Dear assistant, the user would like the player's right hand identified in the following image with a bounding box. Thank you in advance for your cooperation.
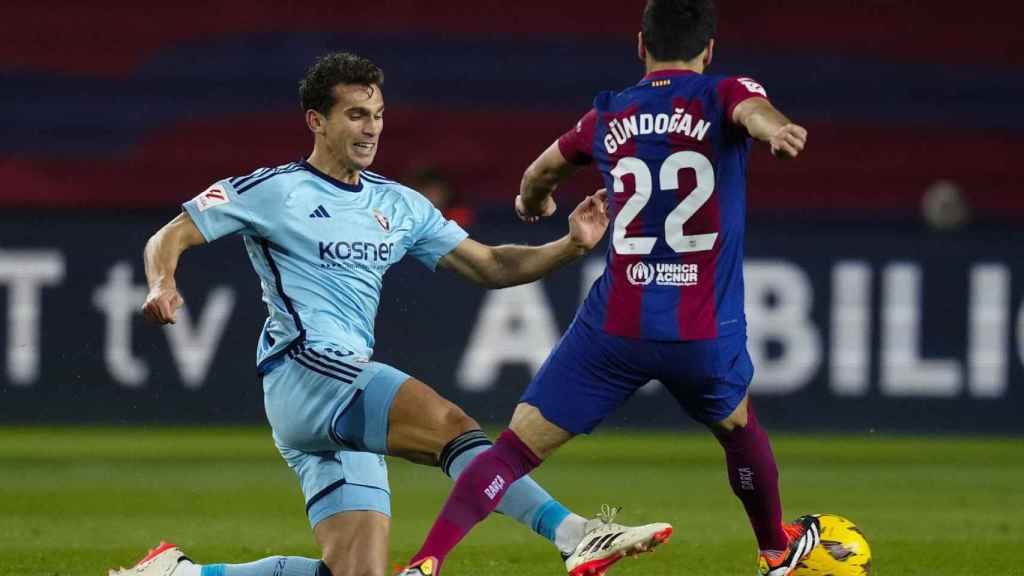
[769,123,808,159]
[515,193,557,223]
[142,286,184,324]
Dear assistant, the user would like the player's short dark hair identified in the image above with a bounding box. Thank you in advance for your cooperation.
[641,0,717,62]
[299,52,384,115]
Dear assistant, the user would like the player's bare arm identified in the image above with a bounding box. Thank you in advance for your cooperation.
[441,190,608,288]
[732,97,808,159]
[515,141,580,222]
[141,211,206,324]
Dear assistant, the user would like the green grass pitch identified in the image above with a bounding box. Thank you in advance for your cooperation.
[1,427,1022,575]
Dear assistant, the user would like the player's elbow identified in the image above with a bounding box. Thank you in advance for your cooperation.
[143,226,170,260]
[522,160,558,191]
[520,165,542,193]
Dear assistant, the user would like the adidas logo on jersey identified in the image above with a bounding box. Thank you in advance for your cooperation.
[309,205,331,218]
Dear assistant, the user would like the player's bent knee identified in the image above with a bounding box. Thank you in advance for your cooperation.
[509,403,572,459]
[711,399,750,434]
[437,401,479,438]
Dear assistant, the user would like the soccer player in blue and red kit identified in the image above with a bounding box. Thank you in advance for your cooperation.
[399,1,821,575]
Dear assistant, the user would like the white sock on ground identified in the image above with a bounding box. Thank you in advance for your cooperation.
[554,513,588,554]
[173,560,202,576]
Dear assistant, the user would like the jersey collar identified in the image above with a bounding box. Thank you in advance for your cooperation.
[640,69,698,83]
[300,160,364,193]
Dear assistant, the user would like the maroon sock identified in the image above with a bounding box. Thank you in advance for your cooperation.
[410,429,541,569]
[715,406,788,551]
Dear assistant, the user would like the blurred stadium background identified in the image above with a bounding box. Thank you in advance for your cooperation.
[2,1,1022,574]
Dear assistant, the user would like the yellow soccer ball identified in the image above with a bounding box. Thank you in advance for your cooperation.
[792,514,872,576]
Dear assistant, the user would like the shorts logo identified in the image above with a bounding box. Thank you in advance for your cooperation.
[373,209,390,232]
[626,262,655,286]
[195,185,229,212]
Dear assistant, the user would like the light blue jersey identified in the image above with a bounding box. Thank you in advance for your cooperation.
[180,159,569,537]
[183,160,468,372]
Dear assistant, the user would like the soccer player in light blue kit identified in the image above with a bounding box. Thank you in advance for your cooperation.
[112,53,669,576]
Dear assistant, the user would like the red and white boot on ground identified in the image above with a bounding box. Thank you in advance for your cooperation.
[108,542,190,576]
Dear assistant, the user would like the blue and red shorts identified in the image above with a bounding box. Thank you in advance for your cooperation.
[520,317,753,434]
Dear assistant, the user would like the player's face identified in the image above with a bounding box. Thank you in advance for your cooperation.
[323,83,384,171]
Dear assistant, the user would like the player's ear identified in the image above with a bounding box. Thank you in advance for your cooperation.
[637,31,646,62]
[305,109,326,135]
[702,39,715,68]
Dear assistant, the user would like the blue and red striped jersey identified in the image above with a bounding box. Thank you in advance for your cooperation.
[560,69,767,341]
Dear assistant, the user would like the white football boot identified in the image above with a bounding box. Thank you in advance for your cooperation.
[108,542,190,576]
[563,505,673,576]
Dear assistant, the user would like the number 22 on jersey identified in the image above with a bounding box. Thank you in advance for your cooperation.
[610,151,717,255]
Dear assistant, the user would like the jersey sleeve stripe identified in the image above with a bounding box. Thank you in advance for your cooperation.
[362,170,392,180]
[229,167,271,187]
[361,171,395,184]
[236,163,302,194]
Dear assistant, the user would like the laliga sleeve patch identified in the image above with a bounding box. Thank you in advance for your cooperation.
[196,185,230,212]
[737,77,767,97]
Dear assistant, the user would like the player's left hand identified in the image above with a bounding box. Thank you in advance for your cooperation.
[142,285,184,325]
[568,189,609,252]
[769,123,807,159]
[515,193,557,223]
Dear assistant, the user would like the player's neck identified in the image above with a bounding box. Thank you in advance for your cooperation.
[645,58,704,75]
[306,149,361,185]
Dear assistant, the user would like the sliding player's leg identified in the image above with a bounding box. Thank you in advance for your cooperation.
[660,333,819,576]
[109,351,394,576]
[383,375,588,554]
[108,449,390,576]
[116,512,388,576]
[401,319,673,576]
[108,543,330,576]
[261,346,588,555]
[401,403,572,576]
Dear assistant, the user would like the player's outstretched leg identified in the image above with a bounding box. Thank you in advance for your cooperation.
[386,378,593,558]
[712,398,819,575]
[401,428,542,574]
[439,429,588,556]
[108,543,329,576]
[399,403,672,576]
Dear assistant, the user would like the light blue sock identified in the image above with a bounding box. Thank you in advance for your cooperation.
[439,430,577,550]
[199,556,321,576]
